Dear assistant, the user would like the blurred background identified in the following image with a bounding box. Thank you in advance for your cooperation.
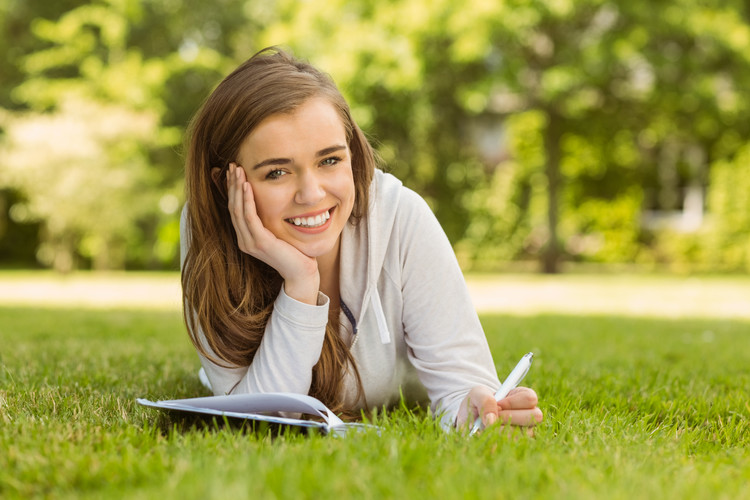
[1,0,749,275]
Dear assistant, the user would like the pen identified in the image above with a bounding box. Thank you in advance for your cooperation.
[470,352,534,435]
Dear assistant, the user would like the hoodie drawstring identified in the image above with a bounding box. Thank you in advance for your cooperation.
[369,292,391,344]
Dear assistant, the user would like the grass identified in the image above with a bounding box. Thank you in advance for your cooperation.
[1,274,749,499]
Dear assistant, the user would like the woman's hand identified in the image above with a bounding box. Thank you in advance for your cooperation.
[227,163,320,304]
[456,385,543,433]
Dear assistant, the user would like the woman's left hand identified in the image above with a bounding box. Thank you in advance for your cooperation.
[456,385,543,432]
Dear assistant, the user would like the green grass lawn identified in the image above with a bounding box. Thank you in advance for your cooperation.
[1,277,749,499]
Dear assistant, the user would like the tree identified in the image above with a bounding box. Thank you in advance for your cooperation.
[3,0,749,272]
[256,0,510,246]
[259,0,636,271]
[0,0,232,270]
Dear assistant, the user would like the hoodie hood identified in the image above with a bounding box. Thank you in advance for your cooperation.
[339,169,402,343]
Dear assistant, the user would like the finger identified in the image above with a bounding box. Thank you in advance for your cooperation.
[479,394,498,427]
[227,164,261,252]
[498,387,538,411]
[457,386,494,430]
[238,174,287,261]
[506,386,535,398]
[496,407,544,427]
[227,163,245,229]
[239,176,267,241]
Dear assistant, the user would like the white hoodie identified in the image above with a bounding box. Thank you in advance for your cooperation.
[181,169,501,427]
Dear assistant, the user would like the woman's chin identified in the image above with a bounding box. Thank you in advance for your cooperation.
[289,240,338,260]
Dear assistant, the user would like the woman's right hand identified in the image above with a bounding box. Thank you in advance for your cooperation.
[456,385,543,433]
[227,163,321,304]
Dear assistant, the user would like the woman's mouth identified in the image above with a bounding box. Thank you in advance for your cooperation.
[286,209,331,228]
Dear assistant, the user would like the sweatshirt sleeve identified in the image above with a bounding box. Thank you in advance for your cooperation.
[179,204,329,397]
[394,190,501,428]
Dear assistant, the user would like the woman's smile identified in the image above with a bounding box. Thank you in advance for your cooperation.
[286,207,333,229]
[236,97,355,260]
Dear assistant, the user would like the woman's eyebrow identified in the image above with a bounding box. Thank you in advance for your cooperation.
[252,157,290,170]
[252,144,347,170]
[316,144,347,157]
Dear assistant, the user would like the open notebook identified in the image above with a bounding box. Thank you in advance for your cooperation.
[137,392,376,436]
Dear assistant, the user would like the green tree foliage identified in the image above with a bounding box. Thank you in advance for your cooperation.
[258,0,508,244]
[1,0,749,272]
[261,0,750,273]
[0,0,232,270]
[0,98,162,271]
[703,144,750,271]
[450,0,750,271]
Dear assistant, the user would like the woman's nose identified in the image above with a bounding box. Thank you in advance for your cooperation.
[294,172,326,205]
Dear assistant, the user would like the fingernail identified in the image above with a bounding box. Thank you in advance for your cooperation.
[485,413,497,427]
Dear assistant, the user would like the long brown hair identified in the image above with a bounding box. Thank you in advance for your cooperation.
[182,47,375,414]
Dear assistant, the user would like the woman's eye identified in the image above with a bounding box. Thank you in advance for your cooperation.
[321,156,341,166]
[266,169,286,180]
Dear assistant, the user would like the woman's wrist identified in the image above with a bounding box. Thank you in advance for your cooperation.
[277,256,320,305]
[282,275,320,305]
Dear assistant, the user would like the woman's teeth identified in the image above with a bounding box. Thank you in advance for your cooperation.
[288,210,330,228]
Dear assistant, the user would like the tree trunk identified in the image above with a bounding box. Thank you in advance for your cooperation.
[541,109,563,274]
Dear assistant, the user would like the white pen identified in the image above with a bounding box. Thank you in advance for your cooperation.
[470,352,534,435]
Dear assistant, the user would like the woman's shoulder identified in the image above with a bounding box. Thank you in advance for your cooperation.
[372,169,427,211]
[369,169,438,240]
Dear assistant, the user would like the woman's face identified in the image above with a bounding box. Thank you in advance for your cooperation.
[236,97,355,261]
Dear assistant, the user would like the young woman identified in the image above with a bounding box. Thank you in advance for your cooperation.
[180,47,543,431]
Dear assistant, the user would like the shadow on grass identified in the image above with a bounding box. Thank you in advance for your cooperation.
[146,409,319,439]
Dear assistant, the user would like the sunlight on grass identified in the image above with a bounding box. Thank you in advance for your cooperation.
[1,305,748,498]
[1,272,749,498]
[465,272,750,318]
[1,270,749,318]
[0,271,181,310]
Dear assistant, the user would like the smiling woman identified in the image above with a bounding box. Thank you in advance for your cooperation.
[231,98,356,274]
[179,47,543,431]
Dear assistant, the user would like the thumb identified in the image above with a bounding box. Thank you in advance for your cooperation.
[480,396,498,427]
